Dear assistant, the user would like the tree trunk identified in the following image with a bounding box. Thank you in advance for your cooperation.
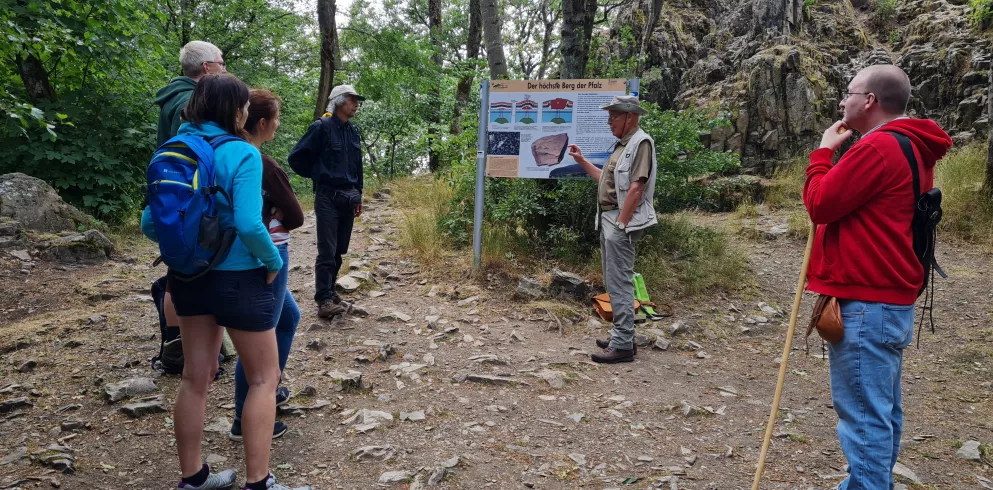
[428,0,443,172]
[180,0,193,46]
[985,67,993,195]
[451,0,483,136]
[479,0,509,79]
[15,54,57,104]
[314,0,340,120]
[536,0,557,80]
[636,0,664,75]
[560,0,596,79]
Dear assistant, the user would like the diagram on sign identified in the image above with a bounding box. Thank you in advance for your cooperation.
[516,96,538,124]
[490,101,512,125]
[542,98,574,124]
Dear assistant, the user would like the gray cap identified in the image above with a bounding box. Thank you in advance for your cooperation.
[329,84,366,101]
[600,95,647,115]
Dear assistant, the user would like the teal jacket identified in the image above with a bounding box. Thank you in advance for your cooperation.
[142,121,283,273]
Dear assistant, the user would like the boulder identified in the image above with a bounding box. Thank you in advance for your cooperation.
[0,173,91,233]
[40,229,113,263]
[514,277,545,300]
[549,269,589,301]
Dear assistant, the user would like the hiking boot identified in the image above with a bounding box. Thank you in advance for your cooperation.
[595,338,637,354]
[276,387,291,407]
[591,348,635,364]
[331,292,343,304]
[178,467,237,489]
[317,300,346,318]
[228,419,288,442]
[243,473,312,490]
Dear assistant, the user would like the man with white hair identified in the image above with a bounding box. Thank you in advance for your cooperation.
[567,95,659,364]
[155,40,226,146]
[288,84,366,319]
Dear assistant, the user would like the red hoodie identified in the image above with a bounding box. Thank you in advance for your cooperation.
[803,118,952,305]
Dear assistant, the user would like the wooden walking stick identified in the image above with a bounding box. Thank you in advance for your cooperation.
[751,222,816,490]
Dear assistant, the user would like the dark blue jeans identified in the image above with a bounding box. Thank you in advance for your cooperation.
[233,244,300,419]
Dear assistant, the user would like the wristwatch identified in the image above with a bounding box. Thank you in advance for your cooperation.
[616,221,627,230]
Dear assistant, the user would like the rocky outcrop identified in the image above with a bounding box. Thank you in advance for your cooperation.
[609,0,993,175]
[0,173,92,233]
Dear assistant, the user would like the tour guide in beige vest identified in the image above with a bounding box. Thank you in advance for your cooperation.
[567,95,658,364]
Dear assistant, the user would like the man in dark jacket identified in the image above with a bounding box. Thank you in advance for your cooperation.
[288,84,365,319]
[804,64,952,490]
[152,40,228,372]
[154,40,226,146]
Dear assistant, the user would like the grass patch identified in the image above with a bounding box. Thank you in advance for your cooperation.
[764,156,806,209]
[392,177,453,264]
[636,214,749,296]
[733,197,760,219]
[787,209,811,239]
[934,144,993,250]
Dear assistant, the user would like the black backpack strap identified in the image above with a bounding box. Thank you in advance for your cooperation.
[889,132,921,204]
[888,131,941,345]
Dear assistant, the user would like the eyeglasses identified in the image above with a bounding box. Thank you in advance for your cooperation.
[841,91,871,100]
[607,112,628,122]
[205,61,226,68]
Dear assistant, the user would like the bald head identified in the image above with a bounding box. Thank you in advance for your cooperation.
[858,64,911,115]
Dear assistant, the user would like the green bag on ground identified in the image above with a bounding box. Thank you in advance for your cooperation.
[633,272,656,317]
[220,331,236,359]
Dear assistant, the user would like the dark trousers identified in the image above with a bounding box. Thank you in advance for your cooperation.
[314,186,355,303]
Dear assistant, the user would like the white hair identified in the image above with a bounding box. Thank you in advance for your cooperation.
[179,41,222,78]
[326,94,347,113]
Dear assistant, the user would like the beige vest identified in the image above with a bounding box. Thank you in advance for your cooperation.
[596,128,658,232]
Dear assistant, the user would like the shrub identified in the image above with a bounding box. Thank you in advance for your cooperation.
[969,0,993,29]
[934,144,993,250]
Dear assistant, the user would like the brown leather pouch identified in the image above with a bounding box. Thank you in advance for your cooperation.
[806,294,844,344]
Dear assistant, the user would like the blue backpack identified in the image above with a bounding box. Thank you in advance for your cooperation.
[146,134,240,280]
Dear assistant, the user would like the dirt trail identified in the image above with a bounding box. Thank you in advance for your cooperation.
[1,196,991,490]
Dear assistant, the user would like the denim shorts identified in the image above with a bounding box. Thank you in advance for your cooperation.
[168,267,275,332]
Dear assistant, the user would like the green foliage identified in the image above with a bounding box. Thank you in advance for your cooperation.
[873,0,899,25]
[0,0,167,220]
[639,105,740,211]
[969,0,993,29]
[0,0,319,221]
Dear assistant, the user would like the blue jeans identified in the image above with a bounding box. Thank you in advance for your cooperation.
[234,244,300,419]
[829,300,914,490]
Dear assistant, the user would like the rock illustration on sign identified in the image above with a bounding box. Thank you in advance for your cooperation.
[490,101,512,124]
[531,133,569,166]
[516,96,538,124]
[542,98,574,124]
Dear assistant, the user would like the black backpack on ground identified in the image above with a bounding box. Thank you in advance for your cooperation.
[889,131,948,342]
[150,276,225,377]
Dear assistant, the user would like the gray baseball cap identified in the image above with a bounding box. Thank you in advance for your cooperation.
[329,84,366,101]
[600,95,647,114]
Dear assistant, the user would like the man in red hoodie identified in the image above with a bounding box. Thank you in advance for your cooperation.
[804,64,952,490]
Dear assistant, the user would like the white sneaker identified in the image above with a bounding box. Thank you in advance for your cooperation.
[178,467,237,489]
[243,473,312,490]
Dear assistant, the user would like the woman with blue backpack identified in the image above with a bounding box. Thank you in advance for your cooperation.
[227,88,305,443]
[141,73,311,490]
